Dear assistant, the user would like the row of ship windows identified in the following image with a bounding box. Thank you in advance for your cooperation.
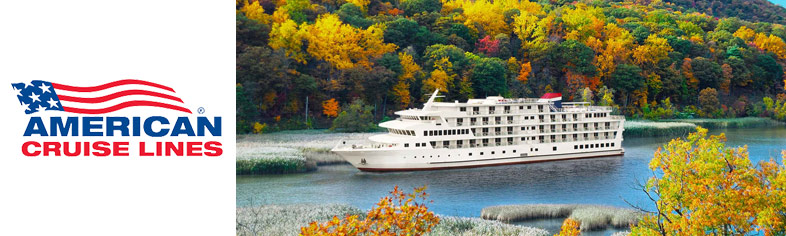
[574,143,614,149]
[424,129,470,136]
[452,113,610,124]
[409,149,519,159]
[459,105,541,112]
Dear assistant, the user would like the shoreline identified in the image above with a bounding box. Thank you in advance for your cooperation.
[236,203,635,236]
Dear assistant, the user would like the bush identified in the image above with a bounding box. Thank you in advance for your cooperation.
[301,186,440,235]
[330,99,377,132]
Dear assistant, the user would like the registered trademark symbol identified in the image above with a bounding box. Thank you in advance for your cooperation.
[197,107,205,114]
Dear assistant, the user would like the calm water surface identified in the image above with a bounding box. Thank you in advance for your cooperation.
[237,127,786,234]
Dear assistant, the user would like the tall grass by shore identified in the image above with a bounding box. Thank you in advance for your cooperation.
[236,147,316,175]
[237,204,549,236]
[481,204,643,231]
[624,121,697,137]
[667,117,782,129]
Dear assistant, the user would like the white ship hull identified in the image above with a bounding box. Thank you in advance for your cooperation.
[333,142,624,172]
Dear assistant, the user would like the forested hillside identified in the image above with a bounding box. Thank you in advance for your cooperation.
[236,0,786,133]
[663,0,786,24]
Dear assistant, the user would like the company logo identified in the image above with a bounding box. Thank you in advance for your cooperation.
[12,79,190,114]
[11,79,223,157]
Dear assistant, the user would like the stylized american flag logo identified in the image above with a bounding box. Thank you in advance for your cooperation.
[11,80,192,115]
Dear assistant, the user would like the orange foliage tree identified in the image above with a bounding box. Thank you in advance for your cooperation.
[554,218,581,236]
[301,185,440,236]
[322,98,339,118]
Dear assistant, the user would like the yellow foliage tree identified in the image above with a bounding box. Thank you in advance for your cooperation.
[630,128,786,235]
[322,98,339,117]
[347,0,370,12]
[633,34,672,66]
[754,33,786,60]
[733,26,757,42]
[240,0,270,23]
[424,69,452,94]
[269,18,309,63]
[304,14,396,70]
[392,52,421,109]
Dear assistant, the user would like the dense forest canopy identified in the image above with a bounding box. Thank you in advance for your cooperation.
[236,0,786,132]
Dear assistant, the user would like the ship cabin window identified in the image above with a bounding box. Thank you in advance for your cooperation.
[525,116,529,120]
[480,152,484,155]
[538,105,543,110]
[473,107,479,112]
[430,141,436,147]
[521,127,525,131]
[519,106,524,109]
[491,151,495,154]
[521,137,525,141]
[611,143,615,147]
[469,153,472,156]
[528,106,532,109]
[416,143,420,147]
[574,145,578,149]
[424,131,428,136]
[439,130,443,135]
[405,143,409,147]
[460,107,466,112]
[513,150,516,153]
[422,142,426,146]
[580,145,584,149]
[503,150,506,154]
[429,131,434,136]
[553,146,557,151]
[535,148,539,151]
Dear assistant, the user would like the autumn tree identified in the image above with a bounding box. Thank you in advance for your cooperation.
[556,40,597,77]
[301,185,440,235]
[321,98,339,118]
[304,14,396,70]
[691,57,722,89]
[555,218,580,236]
[698,87,719,117]
[630,128,786,235]
[633,34,673,66]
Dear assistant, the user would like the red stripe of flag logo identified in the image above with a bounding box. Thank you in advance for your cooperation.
[11,80,192,114]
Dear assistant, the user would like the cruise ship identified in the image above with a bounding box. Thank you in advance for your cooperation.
[332,90,625,172]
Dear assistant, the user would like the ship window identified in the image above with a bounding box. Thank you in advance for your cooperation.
[519,106,524,109]
[415,143,420,147]
[469,153,472,156]
[405,143,409,147]
[460,107,466,112]
[611,143,615,147]
[422,142,426,147]
[424,131,428,136]
[521,137,525,141]
[503,150,506,154]
[528,106,532,109]
[491,151,495,154]
[553,146,557,151]
[480,152,484,155]
[513,150,516,153]
[574,145,578,149]
[535,148,538,151]
[525,116,529,120]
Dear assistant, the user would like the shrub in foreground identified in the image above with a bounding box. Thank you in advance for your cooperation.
[631,127,786,235]
[301,185,440,235]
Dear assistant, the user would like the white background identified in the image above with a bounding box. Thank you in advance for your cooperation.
[0,1,235,235]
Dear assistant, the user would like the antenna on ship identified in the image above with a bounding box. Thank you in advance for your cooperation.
[423,89,443,110]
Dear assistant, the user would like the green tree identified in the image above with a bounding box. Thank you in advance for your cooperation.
[691,57,722,89]
[337,3,373,28]
[401,0,441,16]
[331,99,377,132]
[556,40,597,77]
[470,57,507,97]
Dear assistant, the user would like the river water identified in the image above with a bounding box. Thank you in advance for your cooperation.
[237,127,786,234]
